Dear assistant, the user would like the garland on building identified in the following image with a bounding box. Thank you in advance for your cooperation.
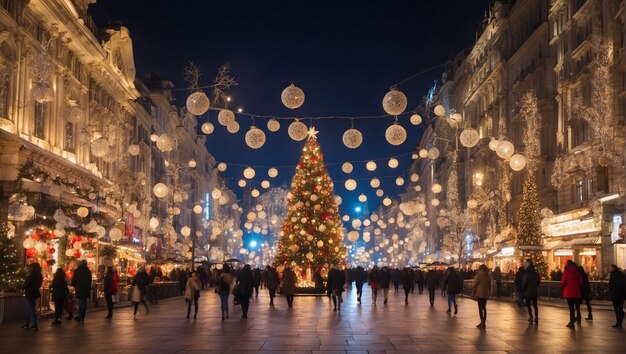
[516,180,548,277]
[0,222,26,292]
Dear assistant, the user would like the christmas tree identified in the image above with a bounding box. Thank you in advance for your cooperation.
[0,222,26,292]
[516,179,548,277]
[274,128,345,280]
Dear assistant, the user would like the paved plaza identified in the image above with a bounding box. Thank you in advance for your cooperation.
[0,287,624,353]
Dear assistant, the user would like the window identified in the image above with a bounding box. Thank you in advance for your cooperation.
[0,68,8,118]
[571,121,589,148]
[34,102,47,138]
[574,179,590,202]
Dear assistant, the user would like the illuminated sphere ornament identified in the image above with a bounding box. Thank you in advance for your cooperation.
[306,251,314,260]
[281,84,305,109]
[342,128,363,149]
[251,189,260,198]
[268,168,278,178]
[186,91,210,116]
[218,109,236,126]
[243,167,256,179]
[431,183,443,194]
[431,198,440,207]
[363,233,371,242]
[376,189,384,197]
[267,118,280,132]
[366,161,377,171]
[488,138,499,151]
[388,158,399,168]
[344,178,358,191]
[342,162,353,174]
[91,138,110,157]
[153,183,169,199]
[193,205,203,214]
[201,122,214,134]
[410,173,419,182]
[509,153,527,171]
[352,219,362,229]
[128,144,140,156]
[358,194,367,202]
[66,106,83,123]
[261,180,270,189]
[181,226,191,237]
[385,123,407,146]
[226,121,240,133]
[32,85,55,103]
[410,114,422,125]
[382,89,408,116]
[459,128,480,148]
[428,147,440,159]
[383,197,392,206]
[335,195,342,205]
[211,188,222,200]
[419,149,428,158]
[245,126,266,149]
[395,177,405,186]
[348,231,359,242]
[496,140,515,159]
[370,178,380,188]
[433,104,446,117]
[150,134,158,142]
[287,120,308,141]
[149,217,159,229]
[156,134,175,152]
[23,238,35,249]
[467,199,478,209]
[76,206,89,218]
[451,112,463,121]
[188,159,197,168]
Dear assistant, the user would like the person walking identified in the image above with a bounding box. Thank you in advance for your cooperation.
[22,263,43,331]
[369,266,380,305]
[579,266,593,321]
[184,271,202,319]
[252,267,261,298]
[446,267,461,315]
[71,260,92,323]
[354,265,366,304]
[560,260,583,328]
[328,265,346,311]
[425,269,439,307]
[416,269,425,294]
[392,268,401,293]
[237,264,254,319]
[217,265,233,320]
[178,268,188,296]
[379,266,391,305]
[50,268,70,325]
[522,261,540,324]
[401,267,413,304]
[131,266,150,318]
[473,264,491,328]
[493,267,502,297]
[103,266,115,319]
[265,265,279,307]
[608,264,626,328]
[514,266,525,308]
[281,266,296,308]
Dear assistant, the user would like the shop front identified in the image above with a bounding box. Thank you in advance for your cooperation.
[492,246,520,273]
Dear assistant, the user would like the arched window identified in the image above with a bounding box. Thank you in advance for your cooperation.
[0,31,17,121]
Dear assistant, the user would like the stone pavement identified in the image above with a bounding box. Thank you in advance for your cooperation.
[0,286,624,353]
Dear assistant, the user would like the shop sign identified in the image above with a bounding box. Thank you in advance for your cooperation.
[550,209,591,224]
[547,217,600,237]
[499,247,515,257]
[554,249,574,256]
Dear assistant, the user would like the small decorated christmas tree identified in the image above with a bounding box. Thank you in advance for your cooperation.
[0,222,26,292]
[516,179,548,277]
[274,128,345,284]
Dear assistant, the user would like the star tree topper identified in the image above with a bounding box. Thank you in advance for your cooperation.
[307,126,319,140]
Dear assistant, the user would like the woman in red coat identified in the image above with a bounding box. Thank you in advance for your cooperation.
[560,260,583,328]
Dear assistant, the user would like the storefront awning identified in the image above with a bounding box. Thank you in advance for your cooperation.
[543,236,601,250]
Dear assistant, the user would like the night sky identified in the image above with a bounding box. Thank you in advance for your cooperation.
[92,0,492,214]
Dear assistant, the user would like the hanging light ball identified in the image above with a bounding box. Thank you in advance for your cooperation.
[32,85,55,103]
[467,199,478,209]
[267,118,280,132]
[218,109,236,126]
[243,167,256,179]
[245,126,266,149]
[431,198,440,207]
[128,144,140,156]
[335,195,343,205]
[376,189,384,197]
[153,183,169,199]
[217,162,227,172]
[342,128,363,149]
[370,178,380,188]
[395,177,405,186]
[383,197,392,206]
[149,134,158,142]
[345,179,357,191]
[433,104,446,117]
[432,183,443,193]
[193,205,203,214]
[66,106,83,123]
[459,128,480,148]
[149,217,160,229]
[382,89,408,116]
[509,153,527,171]
[201,122,215,134]
[288,120,308,141]
[358,194,367,202]
[342,162,353,174]
[352,219,362,229]
[496,140,515,159]
[281,84,305,109]
[388,158,399,168]
[237,179,246,188]
[186,91,210,116]
[180,226,191,238]
[267,168,278,178]
[76,206,89,218]
[251,189,260,198]
[91,138,110,157]
[419,149,429,158]
[410,173,419,182]
[428,147,440,159]
[366,160,377,171]
[226,121,240,133]
[488,138,499,151]
[410,114,422,125]
[385,123,407,146]
[261,180,270,189]
[156,134,175,152]
[23,238,35,249]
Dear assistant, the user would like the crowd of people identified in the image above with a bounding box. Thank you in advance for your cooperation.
[18,260,626,332]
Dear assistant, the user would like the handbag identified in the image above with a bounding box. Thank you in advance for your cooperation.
[470,288,478,301]
[64,297,75,313]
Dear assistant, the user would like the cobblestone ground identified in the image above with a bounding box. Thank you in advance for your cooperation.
[0,286,624,353]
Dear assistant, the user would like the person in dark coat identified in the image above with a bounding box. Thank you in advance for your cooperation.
[401,267,413,304]
[514,266,525,307]
[379,266,391,305]
[369,266,380,304]
[392,268,401,293]
[608,264,626,328]
[522,262,540,323]
[327,265,346,311]
[252,267,261,298]
[354,266,366,304]
[103,266,115,319]
[71,260,92,322]
[560,260,583,328]
[416,269,425,294]
[425,269,439,306]
[178,268,188,296]
[445,267,462,314]
[493,267,502,297]
[22,263,43,331]
[50,268,70,325]
[265,265,279,306]
[131,266,150,317]
[579,266,593,321]
[281,266,296,308]
[236,264,254,319]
